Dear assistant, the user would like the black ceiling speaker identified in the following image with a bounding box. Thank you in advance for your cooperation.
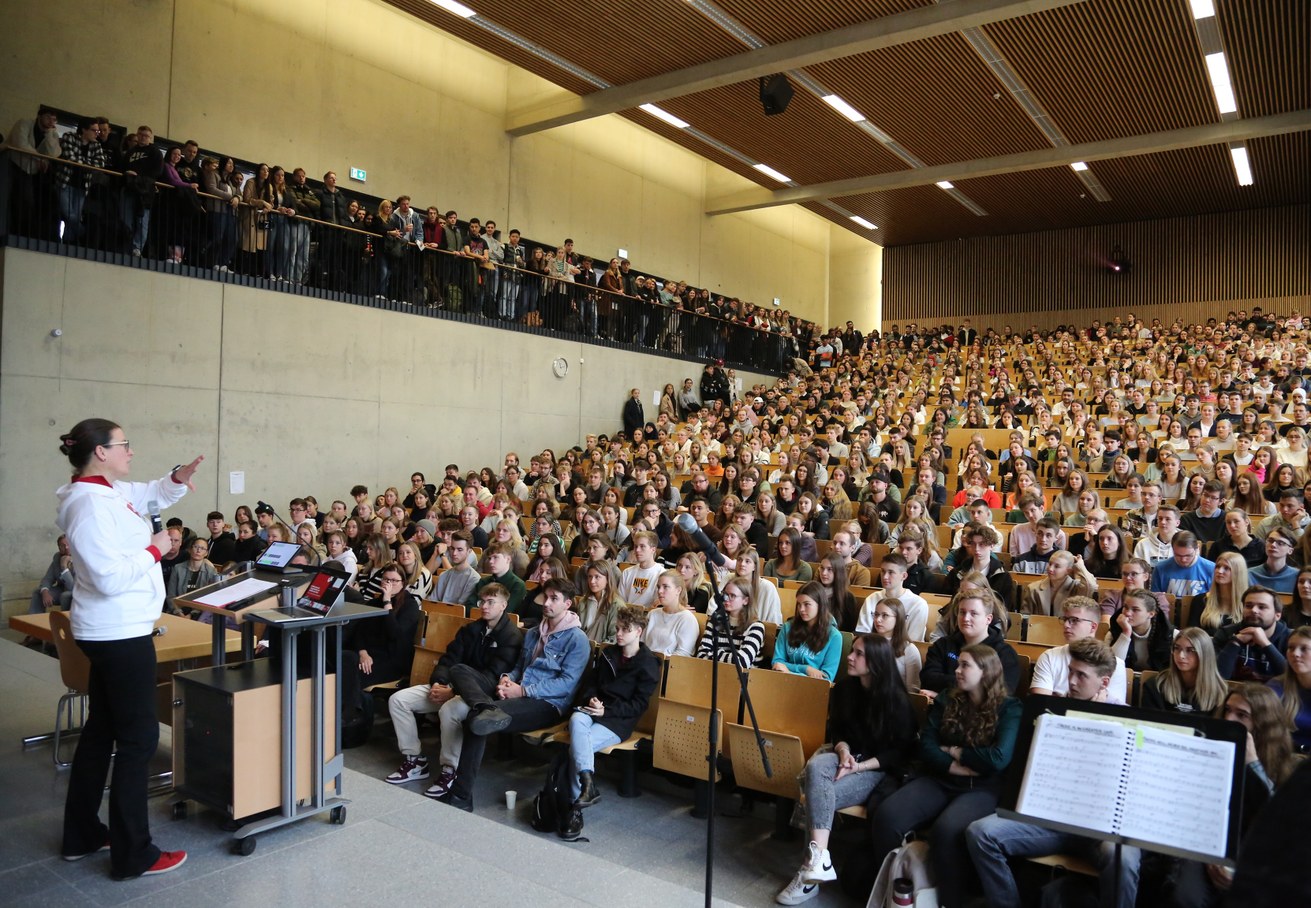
[759,74,794,116]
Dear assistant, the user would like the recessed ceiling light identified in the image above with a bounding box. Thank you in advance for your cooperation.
[1070,161,1089,172]
[429,0,476,18]
[753,163,790,183]
[639,103,690,129]
[821,94,866,122]
[1189,0,1216,19]
[1230,146,1254,186]
[1204,52,1238,114]
[849,216,877,230]
[935,181,954,190]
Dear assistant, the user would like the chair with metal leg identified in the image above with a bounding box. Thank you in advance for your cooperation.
[47,610,90,769]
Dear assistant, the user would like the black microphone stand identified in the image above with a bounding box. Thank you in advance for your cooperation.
[700,565,772,908]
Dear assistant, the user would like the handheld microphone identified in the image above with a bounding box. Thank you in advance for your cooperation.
[148,500,162,534]
[151,625,168,637]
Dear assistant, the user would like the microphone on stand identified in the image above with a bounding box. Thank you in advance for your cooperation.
[151,625,169,638]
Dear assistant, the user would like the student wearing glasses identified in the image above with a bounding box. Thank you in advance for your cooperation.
[1028,597,1127,701]
[340,562,421,723]
[1249,527,1300,593]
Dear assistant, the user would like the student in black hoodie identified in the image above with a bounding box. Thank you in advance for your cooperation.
[921,590,1020,695]
[563,605,661,836]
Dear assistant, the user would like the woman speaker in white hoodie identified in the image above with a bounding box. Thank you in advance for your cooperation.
[55,418,201,879]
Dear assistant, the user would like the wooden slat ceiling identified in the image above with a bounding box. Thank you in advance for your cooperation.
[383,0,1310,247]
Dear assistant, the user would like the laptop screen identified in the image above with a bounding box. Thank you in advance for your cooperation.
[300,570,349,615]
[254,541,302,570]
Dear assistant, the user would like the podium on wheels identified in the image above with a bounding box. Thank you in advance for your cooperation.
[171,567,382,855]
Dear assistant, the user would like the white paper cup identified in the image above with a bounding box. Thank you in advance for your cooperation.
[505,790,517,810]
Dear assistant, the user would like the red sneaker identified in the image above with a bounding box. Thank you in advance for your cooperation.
[141,850,187,876]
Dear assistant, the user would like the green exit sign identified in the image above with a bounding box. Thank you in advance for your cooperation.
[349,167,367,182]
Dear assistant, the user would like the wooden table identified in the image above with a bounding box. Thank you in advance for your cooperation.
[9,612,241,662]
[11,613,242,760]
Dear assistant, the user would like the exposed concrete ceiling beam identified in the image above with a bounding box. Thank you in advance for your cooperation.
[705,109,1311,215]
[504,0,1087,136]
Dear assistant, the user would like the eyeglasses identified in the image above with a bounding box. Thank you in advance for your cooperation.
[101,440,132,451]
[1268,537,1293,548]
[1059,616,1097,627]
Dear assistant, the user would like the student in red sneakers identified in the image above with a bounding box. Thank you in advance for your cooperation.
[54,419,201,878]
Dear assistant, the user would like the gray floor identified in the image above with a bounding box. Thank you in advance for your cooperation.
[0,634,857,907]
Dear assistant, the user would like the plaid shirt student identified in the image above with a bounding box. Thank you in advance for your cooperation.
[57,130,107,190]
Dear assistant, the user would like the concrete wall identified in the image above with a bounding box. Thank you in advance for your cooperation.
[0,248,775,607]
[0,0,884,329]
[827,224,883,331]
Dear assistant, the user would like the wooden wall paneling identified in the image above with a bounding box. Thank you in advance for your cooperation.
[881,203,1311,327]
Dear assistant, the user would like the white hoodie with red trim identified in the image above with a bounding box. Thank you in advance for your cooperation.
[55,473,187,641]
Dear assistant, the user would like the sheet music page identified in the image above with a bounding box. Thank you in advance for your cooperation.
[192,577,277,607]
[1117,724,1234,860]
[1015,713,1126,835]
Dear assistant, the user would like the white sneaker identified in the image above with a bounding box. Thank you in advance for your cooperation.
[802,841,836,882]
[776,871,820,905]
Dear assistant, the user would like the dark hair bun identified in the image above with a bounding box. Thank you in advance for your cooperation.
[58,433,77,456]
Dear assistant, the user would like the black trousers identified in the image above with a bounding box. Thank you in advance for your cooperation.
[449,683,561,802]
[62,634,161,877]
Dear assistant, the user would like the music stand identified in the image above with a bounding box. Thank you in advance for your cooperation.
[998,695,1247,877]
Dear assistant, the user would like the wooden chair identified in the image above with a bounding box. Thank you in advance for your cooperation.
[1014,653,1033,694]
[777,585,798,622]
[407,612,473,687]
[653,701,723,782]
[1023,615,1068,646]
[746,667,830,758]
[921,602,942,640]
[909,691,932,725]
[833,631,855,682]
[726,724,806,800]
[1006,611,1026,641]
[1027,853,1099,878]
[664,655,741,717]
[868,543,891,572]
[911,640,930,664]
[1134,669,1159,707]
[761,622,780,663]
[421,600,466,618]
[47,610,90,769]
[1012,641,1054,666]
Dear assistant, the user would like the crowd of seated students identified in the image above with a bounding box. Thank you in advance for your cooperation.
[25,307,1311,904]
[4,106,813,371]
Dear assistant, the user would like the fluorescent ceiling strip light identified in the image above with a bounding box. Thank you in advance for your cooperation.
[1189,0,1216,19]
[430,0,476,18]
[755,163,791,182]
[639,103,690,129]
[1070,161,1089,171]
[935,181,954,190]
[1230,145,1254,186]
[753,163,791,183]
[849,216,877,230]
[1204,52,1238,114]
[821,94,866,122]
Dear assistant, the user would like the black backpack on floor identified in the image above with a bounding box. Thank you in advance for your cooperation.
[530,750,575,838]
